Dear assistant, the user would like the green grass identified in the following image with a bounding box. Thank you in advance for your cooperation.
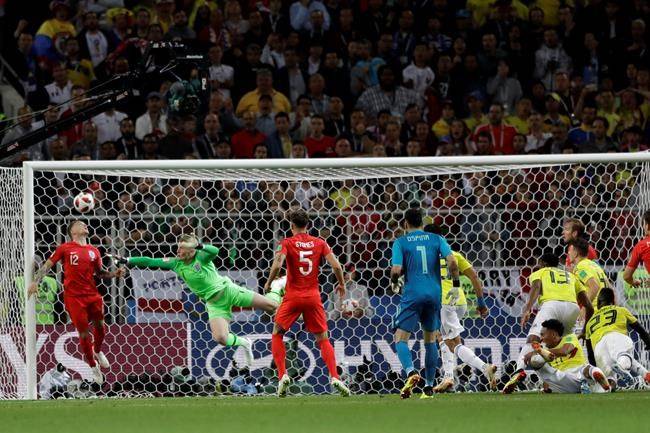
[1,392,648,433]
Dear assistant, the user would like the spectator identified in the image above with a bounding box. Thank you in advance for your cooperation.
[382,120,403,156]
[334,138,353,158]
[356,65,420,121]
[45,63,73,109]
[579,117,618,153]
[505,98,532,134]
[236,69,291,117]
[290,0,330,32]
[253,143,269,159]
[402,44,435,97]
[303,114,335,157]
[231,111,267,158]
[195,114,227,159]
[319,51,349,99]
[265,112,293,158]
[289,95,312,140]
[255,94,277,137]
[158,115,194,159]
[534,28,572,91]
[399,104,421,144]
[135,92,168,140]
[463,92,488,133]
[214,141,233,159]
[77,11,115,71]
[525,112,552,153]
[568,104,596,148]
[208,45,234,100]
[474,104,517,155]
[35,1,76,63]
[324,97,348,137]
[432,101,455,139]
[307,74,330,115]
[115,118,141,159]
[545,122,572,154]
[93,107,127,146]
[276,47,309,107]
[487,60,523,114]
[70,122,99,159]
[350,39,386,95]
[141,134,162,159]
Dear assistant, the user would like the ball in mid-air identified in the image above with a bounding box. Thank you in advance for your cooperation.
[341,299,360,318]
[73,192,95,213]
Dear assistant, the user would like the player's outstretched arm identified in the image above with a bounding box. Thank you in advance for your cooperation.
[325,252,345,297]
[521,280,541,328]
[585,277,601,303]
[264,252,286,292]
[623,266,642,287]
[630,321,650,350]
[585,339,597,366]
[464,267,487,317]
[27,259,54,297]
[576,291,594,329]
[124,256,176,270]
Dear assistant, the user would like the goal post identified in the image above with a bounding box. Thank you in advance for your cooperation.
[8,153,650,399]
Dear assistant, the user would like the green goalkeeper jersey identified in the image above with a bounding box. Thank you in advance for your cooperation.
[128,245,228,302]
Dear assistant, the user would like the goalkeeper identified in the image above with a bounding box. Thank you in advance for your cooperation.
[111,234,280,366]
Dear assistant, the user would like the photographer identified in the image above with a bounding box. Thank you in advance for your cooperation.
[534,29,571,92]
[39,363,71,399]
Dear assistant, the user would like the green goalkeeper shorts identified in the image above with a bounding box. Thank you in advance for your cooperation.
[205,281,255,320]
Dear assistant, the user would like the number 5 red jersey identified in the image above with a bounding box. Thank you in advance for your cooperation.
[279,233,331,299]
[49,241,102,297]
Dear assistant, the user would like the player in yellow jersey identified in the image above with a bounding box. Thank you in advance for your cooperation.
[523,319,610,393]
[503,253,593,394]
[585,288,650,386]
[568,238,612,308]
[424,225,497,394]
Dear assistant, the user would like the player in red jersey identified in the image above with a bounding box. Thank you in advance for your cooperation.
[624,210,650,287]
[563,218,597,269]
[263,209,350,397]
[27,220,125,384]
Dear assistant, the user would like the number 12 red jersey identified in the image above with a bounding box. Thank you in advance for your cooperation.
[280,233,331,298]
[49,242,102,297]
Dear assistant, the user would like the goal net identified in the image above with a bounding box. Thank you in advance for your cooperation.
[3,154,650,399]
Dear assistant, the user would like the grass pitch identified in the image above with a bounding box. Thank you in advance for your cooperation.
[0,392,647,433]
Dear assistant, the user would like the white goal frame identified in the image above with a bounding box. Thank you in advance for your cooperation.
[21,153,650,399]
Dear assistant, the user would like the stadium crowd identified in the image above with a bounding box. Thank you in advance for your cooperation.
[2,0,650,162]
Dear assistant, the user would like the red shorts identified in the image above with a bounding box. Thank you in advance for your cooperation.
[275,295,328,334]
[64,294,104,332]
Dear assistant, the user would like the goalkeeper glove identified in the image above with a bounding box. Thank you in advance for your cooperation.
[106,254,128,266]
[391,276,404,294]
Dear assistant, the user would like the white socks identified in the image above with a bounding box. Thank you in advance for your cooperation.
[455,344,487,372]
[516,343,533,371]
[441,343,456,380]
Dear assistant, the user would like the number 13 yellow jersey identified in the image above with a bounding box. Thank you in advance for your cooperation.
[528,267,584,305]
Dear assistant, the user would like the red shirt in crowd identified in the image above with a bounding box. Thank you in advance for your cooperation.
[231,129,267,158]
[474,123,517,155]
[304,135,336,157]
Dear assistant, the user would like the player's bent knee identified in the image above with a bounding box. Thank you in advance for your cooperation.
[212,332,228,345]
[616,354,632,371]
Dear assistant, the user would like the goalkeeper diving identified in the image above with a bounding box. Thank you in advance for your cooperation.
[111,234,281,365]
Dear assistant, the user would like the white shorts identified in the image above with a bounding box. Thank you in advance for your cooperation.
[529,301,580,338]
[537,364,585,393]
[594,332,635,377]
[441,305,467,340]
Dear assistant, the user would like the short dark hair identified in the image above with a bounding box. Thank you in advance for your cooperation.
[567,238,590,257]
[541,319,564,336]
[258,94,273,102]
[597,287,616,309]
[67,220,82,237]
[540,253,560,267]
[423,223,443,235]
[404,208,423,228]
[275,112,289,121]
[289,208,310,228]
[593,116,610,129]
[643,210,650,226]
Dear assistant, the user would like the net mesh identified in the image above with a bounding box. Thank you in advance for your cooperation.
[0,168,25,399]
[7,159,650,398]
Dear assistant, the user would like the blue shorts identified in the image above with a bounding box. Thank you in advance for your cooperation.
[393,299,441,333]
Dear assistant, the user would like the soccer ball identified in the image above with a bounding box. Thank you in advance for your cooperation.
[341,299,360,318]
[528,353,547,370]
[266,275,286,304]
[73,192,95,213]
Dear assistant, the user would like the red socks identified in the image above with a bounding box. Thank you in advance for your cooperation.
[271,334,286,378]
[79,333,96,367]
[93,323,105,354]
[318,338,339,380]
